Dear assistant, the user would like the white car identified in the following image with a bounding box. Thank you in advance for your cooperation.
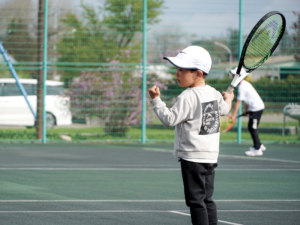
[0,78,72,128]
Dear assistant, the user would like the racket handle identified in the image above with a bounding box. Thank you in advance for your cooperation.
[226,85,235,93]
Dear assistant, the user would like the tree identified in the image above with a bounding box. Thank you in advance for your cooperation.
[57,12,117,83]
[279,30,294,55]
[0,0,78,79]
[57,0,164,84]
[2,18,38,77]
[292,11,300,61]
[58,0,165,136]
[102,0,163,48]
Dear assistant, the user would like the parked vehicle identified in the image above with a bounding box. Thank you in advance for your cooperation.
[0,78,72,128]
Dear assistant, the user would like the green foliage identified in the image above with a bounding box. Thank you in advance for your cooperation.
[2,18,38,77]
[3,19,37,63]
[56,0,165,135]
[291,11,300,61]
[254,76,300,107]
[57,0,164,84]
[102,0,163,47]
[57,12,118,83]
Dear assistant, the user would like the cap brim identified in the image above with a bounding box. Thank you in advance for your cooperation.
[163,56,197,70]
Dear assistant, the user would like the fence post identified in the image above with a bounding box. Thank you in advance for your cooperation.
[237,0,243,144]
[42,0,48,144]
[141,0,147,144]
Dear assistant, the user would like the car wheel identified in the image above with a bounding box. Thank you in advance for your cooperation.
[46,112,56,129]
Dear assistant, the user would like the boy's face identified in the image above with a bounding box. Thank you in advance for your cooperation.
[176,68,198,88]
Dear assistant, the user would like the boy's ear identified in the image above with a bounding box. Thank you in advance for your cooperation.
[197,70,204,77]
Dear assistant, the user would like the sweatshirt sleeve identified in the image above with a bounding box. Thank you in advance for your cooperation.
[217,91,230,116]
[151,95,191,127]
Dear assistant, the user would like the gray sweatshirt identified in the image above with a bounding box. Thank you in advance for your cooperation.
[151,85,230,163]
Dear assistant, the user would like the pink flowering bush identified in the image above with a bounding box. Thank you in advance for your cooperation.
[69,50,169,136]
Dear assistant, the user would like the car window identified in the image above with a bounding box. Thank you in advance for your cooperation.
[0,82,65,96]
[2,83,20,96]
[47,85,64,95]
[0,83,35,96]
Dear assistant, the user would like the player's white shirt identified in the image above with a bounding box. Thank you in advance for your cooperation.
[237,80,264,112]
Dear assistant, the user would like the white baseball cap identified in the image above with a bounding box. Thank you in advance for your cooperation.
[163,46,212,74]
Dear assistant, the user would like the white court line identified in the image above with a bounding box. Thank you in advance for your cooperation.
[218,220,243,225]
[1,199,299,203]
[219,154,300,164]
[218,169,300,171]
[0,200,184,203]
[169,210,190,216]
[0,167,179,171]
[142,147,300,164]
[0,209,299,213]
[141,147,172,153]
[0,167,299,171]
[219,210,300,212]
[216,199,300,202]
[169,211,243,225]
[0,210,172,213]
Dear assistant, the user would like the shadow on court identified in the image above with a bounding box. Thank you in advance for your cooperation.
[0,143,299,225]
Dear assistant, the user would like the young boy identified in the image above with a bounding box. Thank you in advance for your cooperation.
[229,67,266,156]
[148,46,234,225]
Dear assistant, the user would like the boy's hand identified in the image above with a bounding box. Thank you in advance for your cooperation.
[222,91,234,111]
[148,85,160,99]
[222,91,234,102]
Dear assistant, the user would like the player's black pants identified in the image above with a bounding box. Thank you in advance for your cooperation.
[180,159,218,225]
[248,110,263,149]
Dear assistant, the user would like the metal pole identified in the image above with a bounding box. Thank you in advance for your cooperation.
[237,0,243,144]
[42,0,48,143]
[141,0,147,144]
[36,0,44,141]
[214,41,232,69]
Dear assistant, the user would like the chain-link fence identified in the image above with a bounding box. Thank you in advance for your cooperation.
[0,0,299,143]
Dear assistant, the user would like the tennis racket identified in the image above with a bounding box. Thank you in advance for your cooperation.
[227,11,286,93]
[220,113,247,133]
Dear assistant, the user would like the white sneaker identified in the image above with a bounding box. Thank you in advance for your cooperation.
[249,144,266,151]
[260,144,266,151]
[245,148,263,156]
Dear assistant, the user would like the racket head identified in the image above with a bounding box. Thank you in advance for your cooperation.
[228,11,286,92]
[220,113,248,133]
[241,11,286,72]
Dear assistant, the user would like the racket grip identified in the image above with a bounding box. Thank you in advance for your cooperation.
[226,85,234,93]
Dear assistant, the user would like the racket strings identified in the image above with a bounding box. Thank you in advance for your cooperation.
[244,14,284,69]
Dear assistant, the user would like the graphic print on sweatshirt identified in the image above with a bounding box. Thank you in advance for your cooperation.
[199,100,220,135]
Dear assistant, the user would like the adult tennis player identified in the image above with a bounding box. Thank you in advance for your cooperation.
[149,46,234,225]
[229,67,266,156]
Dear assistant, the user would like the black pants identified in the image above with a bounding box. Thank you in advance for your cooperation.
[248,110,263,149]
[180,159,218,225]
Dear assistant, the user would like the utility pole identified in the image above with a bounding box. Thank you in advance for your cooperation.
[36,0,45,140]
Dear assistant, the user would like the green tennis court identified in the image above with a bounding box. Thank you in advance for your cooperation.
[0,143,299,225]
